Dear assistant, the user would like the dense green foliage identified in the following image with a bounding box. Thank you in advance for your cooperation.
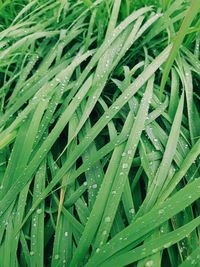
[0,0,199,266]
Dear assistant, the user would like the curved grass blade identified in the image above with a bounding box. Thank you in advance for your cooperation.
[100,217,200,267]
[12,44,172,233]
[159,0,200,98]
[85,177,200,266]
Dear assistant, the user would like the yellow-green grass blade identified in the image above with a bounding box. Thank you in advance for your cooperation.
[159,0,200,98]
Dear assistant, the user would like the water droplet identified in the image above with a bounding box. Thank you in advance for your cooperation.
[36,209,42,214]
[122,163,128,169]
[105,216,111,223]
[152,248,158,253]
[145,260,154,267]
[55,254,59,260]
[96,248,100,253]
[129,208,135,214]
[158,209,164,214]
[64,232,68,237]
[163,242,172,248]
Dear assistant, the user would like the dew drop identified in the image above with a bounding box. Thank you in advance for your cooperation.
[96,248,100,253]
[163,242,172,248]
[129,208,135,214]
[36,209,42,215]
[152,248,158,253]
[64,232,68,237]
[105,216,111,223]
[122,163,128,169]
[145,260,154,267]
[55,254,59,260]
[158,209,164,214]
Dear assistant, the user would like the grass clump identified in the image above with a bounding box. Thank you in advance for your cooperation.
[0,0,199,266]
